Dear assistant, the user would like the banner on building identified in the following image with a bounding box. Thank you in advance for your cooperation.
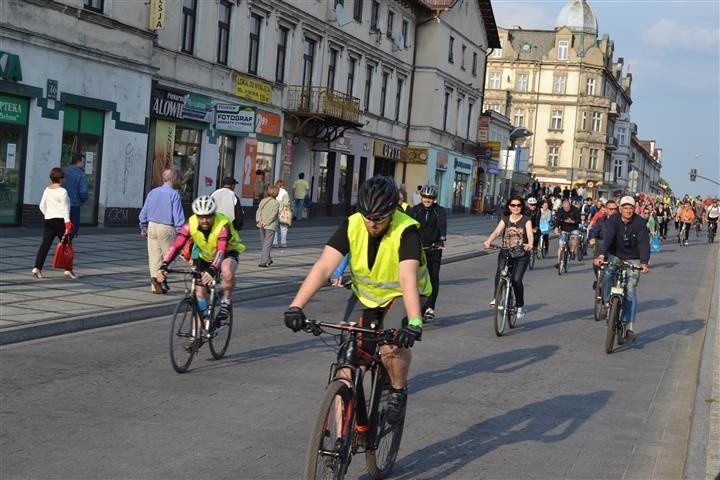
[480,141,501,160]
[401,147,429,164]
[215,104,255,134]
[235,74,272,104]
[242,140,258,199]
[149,0,166,29]
[373,140,402,161]
[256,110,282,137]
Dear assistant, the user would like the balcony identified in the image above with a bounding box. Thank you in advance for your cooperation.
[606,135,618,151]
[285,86,363,142]
[608,101,619,117]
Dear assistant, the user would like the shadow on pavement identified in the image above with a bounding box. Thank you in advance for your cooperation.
[391,390,613,480]
[410,345,560,394]
[635,318,705,349]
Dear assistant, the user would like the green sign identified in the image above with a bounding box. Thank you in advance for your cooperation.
[0,94,28,125]
[0,51,22,82]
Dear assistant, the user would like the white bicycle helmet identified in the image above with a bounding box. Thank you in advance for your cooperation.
[191,195,217,215]
[527,197,538,205]
[420,184,438,198]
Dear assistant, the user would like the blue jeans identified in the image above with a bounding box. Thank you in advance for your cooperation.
[602,256,641,326]
[70,205,81,238]
[293,199,304,221]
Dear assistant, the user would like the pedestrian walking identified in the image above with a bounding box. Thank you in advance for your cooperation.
[63,153,89,238]
[139,168,185,294]
[256,184,279,267]
[211,176,245,230]
[291,172,309,221]
[32,167,74,279]
[273,179,291,248]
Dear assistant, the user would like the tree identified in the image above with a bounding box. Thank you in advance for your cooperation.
[657,176,671,194]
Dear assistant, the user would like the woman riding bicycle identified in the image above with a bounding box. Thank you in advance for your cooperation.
[483,195,534,320]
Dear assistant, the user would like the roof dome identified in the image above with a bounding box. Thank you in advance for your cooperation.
[555,0,598,36]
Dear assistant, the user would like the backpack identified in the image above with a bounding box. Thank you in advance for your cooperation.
[233,194,245,230]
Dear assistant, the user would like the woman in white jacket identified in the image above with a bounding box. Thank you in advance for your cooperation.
[32,167,74,279]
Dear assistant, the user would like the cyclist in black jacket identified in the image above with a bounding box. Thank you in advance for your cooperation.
[407,184,447,321]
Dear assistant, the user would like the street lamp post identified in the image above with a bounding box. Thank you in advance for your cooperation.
[503,127,533,199]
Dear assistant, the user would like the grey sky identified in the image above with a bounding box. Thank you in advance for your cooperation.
[491,0,720,197]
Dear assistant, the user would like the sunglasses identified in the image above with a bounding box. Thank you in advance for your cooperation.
[509,203,523,207]
[363,214,391,224]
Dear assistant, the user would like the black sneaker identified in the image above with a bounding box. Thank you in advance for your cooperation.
[386,388,407,425]
[215,302,231,327]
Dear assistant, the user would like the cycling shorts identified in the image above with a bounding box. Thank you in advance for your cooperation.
[559,230,581,246]
[195,251,240,272]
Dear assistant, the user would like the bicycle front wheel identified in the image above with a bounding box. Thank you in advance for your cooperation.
[209,306,233,359]
[605,297,621,354]
[507,286,517,329]
[305,380,354,480]
[365,370,404,479]
[593,281,604,322]
[169,298,199,373]
[494,278,510,337]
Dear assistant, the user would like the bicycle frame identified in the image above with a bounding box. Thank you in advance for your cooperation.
[184,270,220,337]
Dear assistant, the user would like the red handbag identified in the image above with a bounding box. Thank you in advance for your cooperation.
[52,235,74,270]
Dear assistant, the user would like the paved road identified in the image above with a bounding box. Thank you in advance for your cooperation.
[1,237,717,479]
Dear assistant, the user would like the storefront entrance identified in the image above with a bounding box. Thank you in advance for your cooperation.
[0,95,28,225]
[453,171,468,213]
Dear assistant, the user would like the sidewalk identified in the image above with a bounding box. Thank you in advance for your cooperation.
[0,214,498,345]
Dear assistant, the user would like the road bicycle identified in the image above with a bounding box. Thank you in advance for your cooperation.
[601,260,642,354]
[168,269,233,373]
[557,238,570,275]
[490,246,519,336]
[593,265,605,322]
[537,234,548,259]
[695,219,702,238]
[301,318,405,479]
[708,220,717,243]
[677,223,687,245]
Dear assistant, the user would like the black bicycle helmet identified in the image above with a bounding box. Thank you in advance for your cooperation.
[357,176,399,218]
[420,184,438,198]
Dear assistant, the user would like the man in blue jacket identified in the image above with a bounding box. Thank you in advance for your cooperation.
[64,153,89,238]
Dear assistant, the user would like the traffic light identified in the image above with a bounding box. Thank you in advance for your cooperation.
[690,169,697,182]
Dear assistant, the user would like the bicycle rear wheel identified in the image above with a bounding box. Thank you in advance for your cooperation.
[493,278,510,337]
[605,297,621,354]
[209,304,233,359]
[593,280,604,322]
[538,237,546,259]
[305,380,354,480]
[169,298,199,373]
[365,369,404,479]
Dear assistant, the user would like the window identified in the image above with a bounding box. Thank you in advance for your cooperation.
[364,64,374,111]
[395,77,403,121]
[456,97,462,134]
[513,108,525,127]
[275,26,289,82]
[515,73,528,92]
[557,40,568,60]
[617,126,626,145]
[461,45,466,69]
[334,0,344,6]
[466,102,473,138]
[386,10,394,38]
[550,109,563,130]
[84,0,103,13]
[380,71,389,116]
[489,71,501,89]
[442,91,451,131]
[614,158,623,179]
[181,0,197,54]
[492,44,502,58]
[586,77,596,95]
[370,1,380,31]
[485,103,501,113]
[347,57,357,95]
[553,75,566,94]
[472,52,477,76]
[581,111,588,130]
[354,0,363,21]
[327,49,338,90]
[217,1,232,65]
[302,37,315,88]
[592,111,602,132]
[248,14,262,74]
[589,148,599,170]
[548,146,559,167]
[448,36,455,63]
[401,20,409,48]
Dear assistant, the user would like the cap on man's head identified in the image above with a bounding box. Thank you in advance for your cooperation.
[619,195,636,207]
[222,176,238,185]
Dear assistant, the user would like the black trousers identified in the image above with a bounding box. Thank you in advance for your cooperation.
[34,218,66,270]
[494,252,530,307]
[424,249,442,310]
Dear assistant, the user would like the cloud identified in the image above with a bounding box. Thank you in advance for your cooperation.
[644,19,720,54]
[492,3,556,30]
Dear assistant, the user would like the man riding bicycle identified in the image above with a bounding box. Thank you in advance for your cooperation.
[284,176,431,425]
[704,198,719,240]
[676,202,695,245]
[554,198,581,268]
[156,195,245,324]
[593,196,650,343]
[588,199,618,289]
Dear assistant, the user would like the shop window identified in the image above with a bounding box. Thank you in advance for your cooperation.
[217,135,237,189]
[61,105,104,226]
[254,141,275,203]
[173,127,202,203]
[0,94,28,225]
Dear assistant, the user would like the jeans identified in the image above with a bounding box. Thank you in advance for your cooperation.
[273,224,288,246]
[293,199,304,221]
[494,252,530,307]
[602,256,641,326]
[424,249,442,310]
[69,205,81,238]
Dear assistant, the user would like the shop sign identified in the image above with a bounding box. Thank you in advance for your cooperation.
[151,87,186,120]
[373,140,402,160]
[0,94,27,125]
[487,161,499,175]
[182,94,213,123]
[480,141,501,160]
[454,157,473,174]
[0,51,22,82]
[149,0,166,30]
[478,126,488,143]
[401,147,428,164]
[256,110,282,137]
[235,74,272,104]
[215,104,255,134]
[283,136,295,166]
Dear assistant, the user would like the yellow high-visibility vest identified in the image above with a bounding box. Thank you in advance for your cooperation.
[188,213,245,262]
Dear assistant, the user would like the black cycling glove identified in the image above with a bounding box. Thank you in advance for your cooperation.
[284,306,306,332]
[396,325,422,348]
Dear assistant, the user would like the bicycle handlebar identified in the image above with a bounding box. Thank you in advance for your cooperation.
[599,260,643,271]
[303,319,398,345]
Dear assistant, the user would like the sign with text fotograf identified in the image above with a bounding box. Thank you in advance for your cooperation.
[215,104,255,134]
[235,74,272,104]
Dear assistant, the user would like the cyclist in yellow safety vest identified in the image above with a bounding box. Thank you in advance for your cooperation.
[156,195,245,325]
[284,176,431,425]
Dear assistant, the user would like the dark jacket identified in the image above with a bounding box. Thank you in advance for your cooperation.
[408,202,447,247]
[600,213,650,265]
[555,206,581,232]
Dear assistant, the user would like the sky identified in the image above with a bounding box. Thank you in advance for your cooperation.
[490,0,720,198]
